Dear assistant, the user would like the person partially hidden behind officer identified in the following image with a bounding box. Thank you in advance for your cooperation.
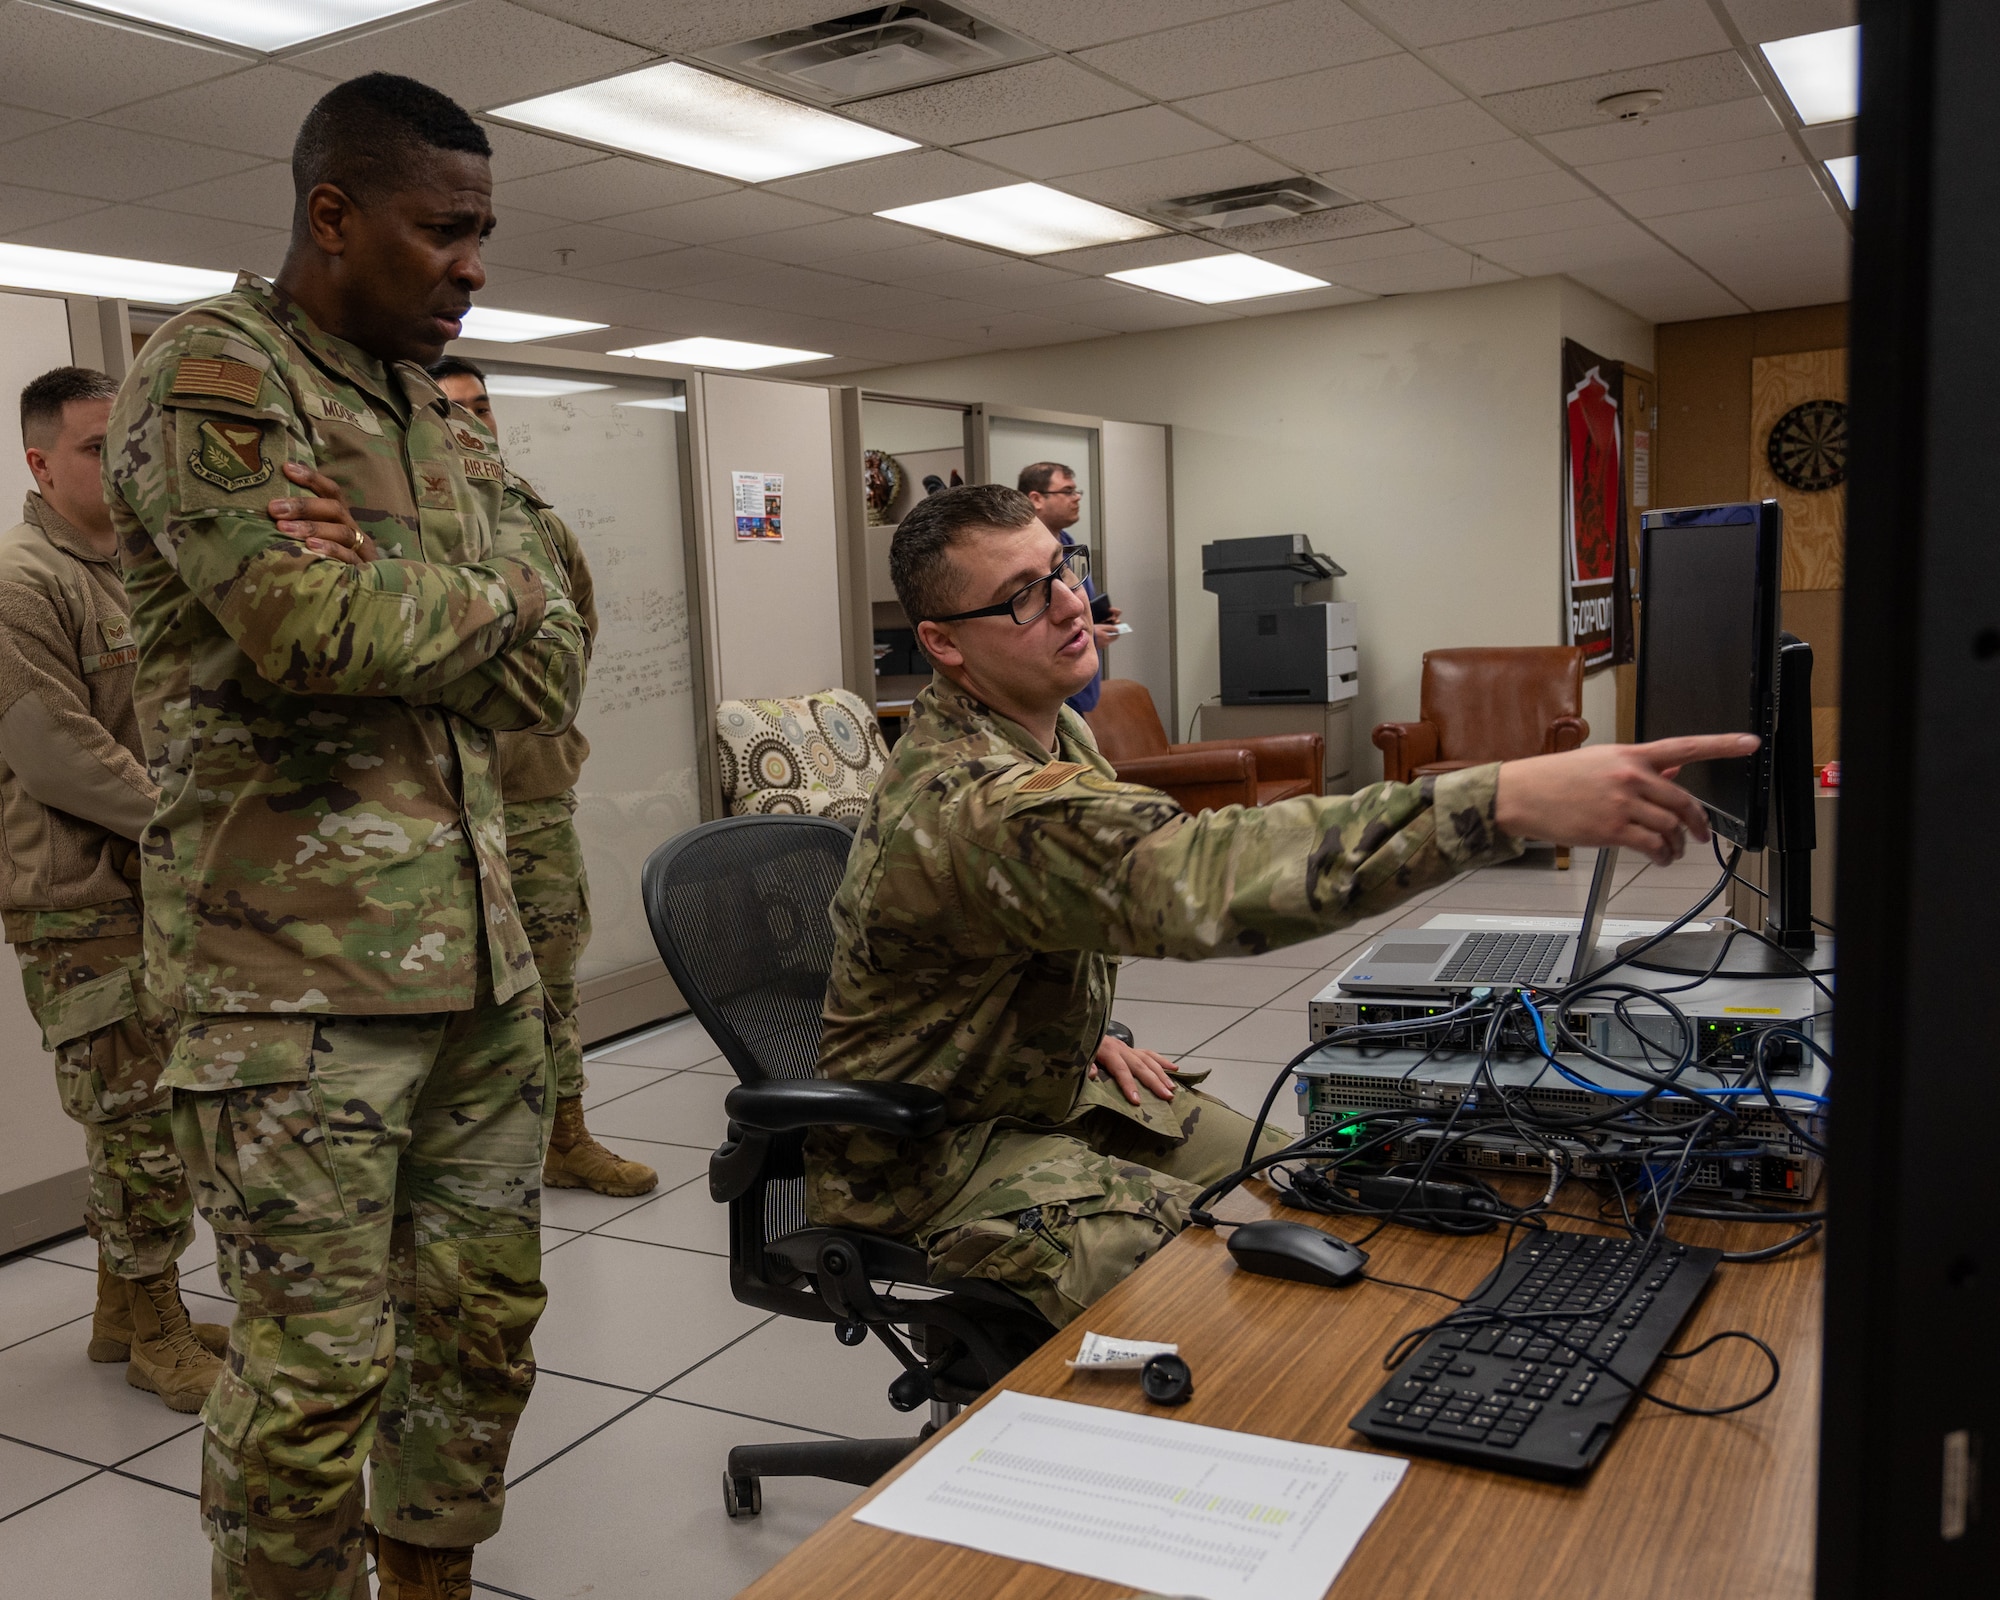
[428,355,656,1198]
[104,74,587,1600]
[0,367,227,1411]
[805,483,1761,1330]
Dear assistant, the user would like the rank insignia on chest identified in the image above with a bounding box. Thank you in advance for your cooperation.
[189,418,272,492]
[100,615,133,649]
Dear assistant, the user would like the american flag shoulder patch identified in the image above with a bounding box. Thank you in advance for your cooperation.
[169,357,264,407]
[1017,761,1087,794]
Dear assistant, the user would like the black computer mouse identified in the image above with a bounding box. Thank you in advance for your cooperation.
[1226,1219,1370,1288]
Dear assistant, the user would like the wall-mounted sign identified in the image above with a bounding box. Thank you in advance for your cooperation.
[732,469,783,540]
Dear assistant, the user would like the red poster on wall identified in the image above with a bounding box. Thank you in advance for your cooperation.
[1562,341,1632,669]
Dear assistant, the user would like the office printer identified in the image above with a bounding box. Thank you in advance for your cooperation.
[1202,534,1359,705]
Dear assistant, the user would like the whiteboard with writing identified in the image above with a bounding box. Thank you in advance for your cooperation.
[490,378,698,984]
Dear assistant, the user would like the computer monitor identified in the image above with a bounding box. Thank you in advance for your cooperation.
[1633,501,1782,852]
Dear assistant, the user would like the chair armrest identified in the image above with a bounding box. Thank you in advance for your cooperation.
[1545,716,1589,754]
[724,1080,948,1138]
[1178,733,1325,792]
[1112,748,1258,813]
[1372,720,1437,783]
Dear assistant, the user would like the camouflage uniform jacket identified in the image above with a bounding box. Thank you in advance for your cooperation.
[805,674,1518,1236]
[105,274,586,1016]
[496,481,594,807]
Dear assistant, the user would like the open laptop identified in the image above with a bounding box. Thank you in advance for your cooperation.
[1335,848,1620,995]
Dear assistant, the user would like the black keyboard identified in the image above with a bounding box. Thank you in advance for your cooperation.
[1434,931,1569,986]
[1351,1230,1720,1480]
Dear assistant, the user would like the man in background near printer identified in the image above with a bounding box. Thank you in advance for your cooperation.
[429,354,656,1197]
[0,367,227,1413]
[1019,461,1118,716]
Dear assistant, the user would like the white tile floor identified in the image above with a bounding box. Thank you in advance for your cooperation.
[0,845,1719,1597]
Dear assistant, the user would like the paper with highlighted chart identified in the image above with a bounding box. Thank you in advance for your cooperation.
[854,1391,1407,1600]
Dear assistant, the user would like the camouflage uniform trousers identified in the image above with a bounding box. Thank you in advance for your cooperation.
[504,797,589,1103]
[168,973,553,1600]
[921,1072,1292,1328]
[16,924,193,1278]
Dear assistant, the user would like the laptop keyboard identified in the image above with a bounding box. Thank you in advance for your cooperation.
[1435,932,1568,986]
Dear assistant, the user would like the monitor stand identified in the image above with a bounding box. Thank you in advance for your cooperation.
[1617,923,1831,978]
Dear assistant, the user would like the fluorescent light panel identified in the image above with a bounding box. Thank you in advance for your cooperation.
[480,375,610,397]
[1825,155,1858,207]
[70,2,434,52]
[1108,253,1329,305]
[0,242,231,304]
[456,306,605,343]
[610,337,829,370]
[878,183,1166,256]
[1761,25,1861,125]
[493,61,917,183]
[618,396,686,410]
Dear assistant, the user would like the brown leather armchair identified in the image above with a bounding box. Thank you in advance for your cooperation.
[1373,646,1588,861]
[1083,680,1323,813]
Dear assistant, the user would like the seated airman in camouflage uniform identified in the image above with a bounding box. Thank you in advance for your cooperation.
[105,76,587,1600]
[806,485,1759,1329]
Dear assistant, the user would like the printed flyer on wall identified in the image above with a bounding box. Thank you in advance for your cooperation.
[733,470,783,540]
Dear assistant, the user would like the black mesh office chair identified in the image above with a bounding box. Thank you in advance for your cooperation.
[641,814,1056,1518]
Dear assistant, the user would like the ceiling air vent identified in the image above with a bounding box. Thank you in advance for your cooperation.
[1155,179,1355,231]
[696,4,1042,104]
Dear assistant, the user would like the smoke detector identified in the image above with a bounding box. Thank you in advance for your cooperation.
[1596,89,1665,121]
[697,4,1041,103]
[1155,178,1354,230]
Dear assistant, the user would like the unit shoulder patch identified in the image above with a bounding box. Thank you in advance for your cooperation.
[1016,760,1088,794]
[188,418,272,493]
[169,357,263,408]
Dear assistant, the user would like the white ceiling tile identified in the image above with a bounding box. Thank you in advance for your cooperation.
[1038,233,1244,276]
[834,328,987,364]
[1567,256,1745,320]
[1259,228,1441,273]
[0,122,263,203]
[717,215,917,265]
[1620,161,1824,219]
[290,2,651,108]
[577,247,772,293]
[1645,189,1842,254]
[741,279,958,326]
[495,159,735,224]
[1364,1,1649,47]
[0,102,61,145]
[1474,219,1675,275]
[897,259,1080,301]
[1390,170,1592,222]
[511,1,852,53]
[1580,131,1805,195]
[952,309,1121,350]
[1212,202,1409,251]
[1644,189,1852,308]
[148,160,293,227]
[928,273,1139,315]
[8,203,273,270]
[1481,51,1760,135]
[1055,290,1241,331]
[609,190,845,245]
[97,64,335,160]
[786,357,881,377]
[523,322,674,354]
[687,264,882,311]
[1429,195,1624,245]
[1329,247,1517,295]
[959,106,1228,181]
[1056,144,1294,211]
[0,181,105,235]
[1227,282,1376,315]
[1723,0,1857,46]
[765,149,1011,214]
[1327,138,1557,201]
[1173,54,1459,141]
[1262,100,1512,173]
[1078,1,1397,102]
[1429,0,1732,97]
[0,2,243,118]
[818,237,1014,282]
[844,58,1143,145]
[961,1,1269,53]
[480,220,671,273]
[479,120,606,182]
[1537,96,1783,165]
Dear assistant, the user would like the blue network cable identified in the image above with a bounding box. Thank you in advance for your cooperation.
[1519,992,1828,1105]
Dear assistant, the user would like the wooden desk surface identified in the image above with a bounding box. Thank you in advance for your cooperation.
[736,1185,1820,1600]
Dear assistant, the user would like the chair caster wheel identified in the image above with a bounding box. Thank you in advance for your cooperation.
[723,1471,763,1519]
[834,1319,868,1346]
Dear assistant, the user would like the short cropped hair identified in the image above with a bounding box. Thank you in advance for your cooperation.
[20,366,118,450]
[1017,460,1073,495]
[292,73,491,232]
[427,356,487,385]
[891,483,1039,623]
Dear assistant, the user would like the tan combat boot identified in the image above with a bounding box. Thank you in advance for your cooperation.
[89,1256,228,1363]
[371,1529,474,1600]
[543,1096,658,1197]
[123,1264,225,1412]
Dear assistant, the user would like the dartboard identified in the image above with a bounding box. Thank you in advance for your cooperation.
[1766,398,1848,492]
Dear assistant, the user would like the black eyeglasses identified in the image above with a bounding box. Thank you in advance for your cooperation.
[929,546,1090,626]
